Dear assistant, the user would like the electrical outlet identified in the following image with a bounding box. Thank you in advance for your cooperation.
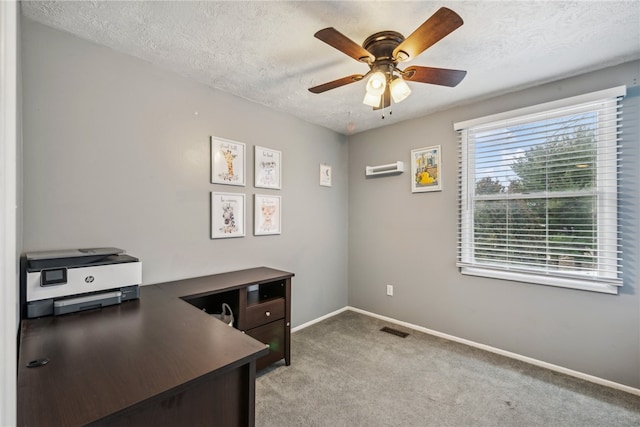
[386,284,393,296]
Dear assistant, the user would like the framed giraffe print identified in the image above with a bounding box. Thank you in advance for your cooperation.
[211,136,246,186]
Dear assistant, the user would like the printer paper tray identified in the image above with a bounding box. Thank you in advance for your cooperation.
[53,291,122,316]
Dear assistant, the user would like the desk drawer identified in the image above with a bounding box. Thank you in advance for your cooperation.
[245,298,284,330]
[246,319,285,371]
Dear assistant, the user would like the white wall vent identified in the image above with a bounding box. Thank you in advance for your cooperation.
[365,161,405,177]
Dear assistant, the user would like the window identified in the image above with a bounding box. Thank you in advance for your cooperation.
[454,87,625,294]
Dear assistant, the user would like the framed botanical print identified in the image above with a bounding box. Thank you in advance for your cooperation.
[211,192,245,238]
[211,136,246,186]
[254,194,281,236]
[411,145,442,193]
[254,146,281,189]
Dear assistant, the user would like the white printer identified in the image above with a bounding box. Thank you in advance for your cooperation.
[22,247,142,318]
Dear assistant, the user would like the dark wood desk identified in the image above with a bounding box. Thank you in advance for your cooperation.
[158,267,293,371]
[17,267,293,426]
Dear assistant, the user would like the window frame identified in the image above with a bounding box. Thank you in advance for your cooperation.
[455,86,625,294]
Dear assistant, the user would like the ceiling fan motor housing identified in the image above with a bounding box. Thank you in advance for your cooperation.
[362,31,406,65]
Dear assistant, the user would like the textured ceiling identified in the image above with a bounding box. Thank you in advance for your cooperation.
[21,1,640,135]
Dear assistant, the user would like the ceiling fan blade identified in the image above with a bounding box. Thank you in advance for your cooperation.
[308,74,365,94]
[314,28,375,63]
[373,86,391,110]
[393,7,463,62]
[403,66,467,87]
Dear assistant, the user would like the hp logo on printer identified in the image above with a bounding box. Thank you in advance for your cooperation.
[85,276,95,283]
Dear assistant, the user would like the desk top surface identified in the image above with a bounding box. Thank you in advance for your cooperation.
[157,266,294,299]
[16,269,286,426]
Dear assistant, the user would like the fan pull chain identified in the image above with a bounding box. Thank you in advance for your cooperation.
[381,109,392,120]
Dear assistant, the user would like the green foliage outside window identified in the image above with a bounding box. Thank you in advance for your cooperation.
[473,125,597,271]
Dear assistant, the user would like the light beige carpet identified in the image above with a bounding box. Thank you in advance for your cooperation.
[256,310,640,427]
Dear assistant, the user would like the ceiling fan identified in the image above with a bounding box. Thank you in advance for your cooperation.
[308,7,467,110]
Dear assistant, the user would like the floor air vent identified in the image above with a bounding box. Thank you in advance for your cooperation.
[380,326,409,338]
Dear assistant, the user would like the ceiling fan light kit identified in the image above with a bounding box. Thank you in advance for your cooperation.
[365,71,387,96]
[390,77,411,103]
[309,7,467,113]
[363,91,382,108]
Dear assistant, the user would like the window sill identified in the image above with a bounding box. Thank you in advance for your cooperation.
[460,266,620,294]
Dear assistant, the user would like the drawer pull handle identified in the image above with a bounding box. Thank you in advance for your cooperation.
[265,311,271,317]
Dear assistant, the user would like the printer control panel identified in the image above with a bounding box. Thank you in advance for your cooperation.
[41,268,67,287]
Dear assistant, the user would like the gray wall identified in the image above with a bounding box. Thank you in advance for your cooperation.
[348,60,640,388]
[21,19,349,327]
[20,17,640,390]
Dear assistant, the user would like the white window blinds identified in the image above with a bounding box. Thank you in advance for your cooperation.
[454,86,625,294]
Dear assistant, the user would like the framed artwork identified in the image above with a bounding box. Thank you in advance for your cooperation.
[254,194,281,235]
[211,192,245,238]
[254,146,281,189]
[411,145,442,193]
[319,164,332,187]
[211,136,245,186]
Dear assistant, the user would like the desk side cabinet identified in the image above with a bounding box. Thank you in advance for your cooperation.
[239,279,291,370]
[182,270,292,371]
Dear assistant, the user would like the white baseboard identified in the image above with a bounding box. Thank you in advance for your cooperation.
[294,305,640,397]
[291,306,349,333]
